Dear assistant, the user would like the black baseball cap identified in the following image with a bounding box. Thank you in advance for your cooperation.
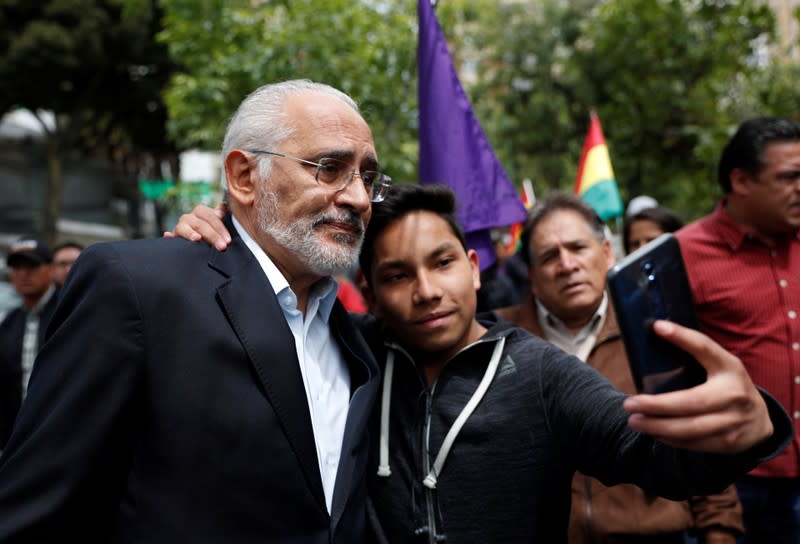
[7,239,53,267]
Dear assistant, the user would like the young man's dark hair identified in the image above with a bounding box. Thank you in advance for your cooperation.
[358,183,468,284]
[718,116,800,193]
[519,192,605,266]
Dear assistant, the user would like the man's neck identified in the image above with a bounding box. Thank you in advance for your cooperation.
[536,297,602,337]
[22,295,42,311]
[536,297,607,362]
[562,314,595,335]
[22,284,55,312]
[420,358,447,388]
[233,213,322,315]
[410,320,488,387]
[725,198,793,248]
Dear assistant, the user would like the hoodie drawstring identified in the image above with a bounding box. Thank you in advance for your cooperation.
[376,335,507,490]
[377,350,395,477]
[423,336,505,489]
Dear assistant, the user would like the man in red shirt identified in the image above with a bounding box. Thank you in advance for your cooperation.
[677,117,800,544]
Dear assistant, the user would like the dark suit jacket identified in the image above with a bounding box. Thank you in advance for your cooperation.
[0,225,380,543]
[0,287,59,448]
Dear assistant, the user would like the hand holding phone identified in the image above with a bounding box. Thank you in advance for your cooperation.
[623,320,774,454]
[607,233,706,394]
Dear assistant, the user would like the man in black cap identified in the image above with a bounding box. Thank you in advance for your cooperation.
[0,239,58,449]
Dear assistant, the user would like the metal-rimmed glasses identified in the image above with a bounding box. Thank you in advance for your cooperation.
[246,149,392,203]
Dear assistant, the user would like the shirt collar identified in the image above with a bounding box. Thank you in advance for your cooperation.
[536,291,608,344]
[314,280,338,323]
[712,200,749,251]
[28,284,56,316]
[713,200,800,251]
[231,215,338,323]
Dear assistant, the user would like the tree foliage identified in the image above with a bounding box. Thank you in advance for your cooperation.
[159,0,799,222]
[159,0,418,181]
[0,0,175,241]
[579,0,774,216]
[458,0,777,219]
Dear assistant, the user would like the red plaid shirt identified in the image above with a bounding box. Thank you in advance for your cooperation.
[677,203,800,478]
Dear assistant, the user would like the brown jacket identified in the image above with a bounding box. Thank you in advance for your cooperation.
[495,297,743,544]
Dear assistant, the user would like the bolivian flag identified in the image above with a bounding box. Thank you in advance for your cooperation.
[506,179,535,254]
[574,112,623,220]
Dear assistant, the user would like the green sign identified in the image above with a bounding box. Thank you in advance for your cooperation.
[139,179,175,200]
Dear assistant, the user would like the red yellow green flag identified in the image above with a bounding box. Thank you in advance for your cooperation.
[506,179,535,253]
[574,112,623,220]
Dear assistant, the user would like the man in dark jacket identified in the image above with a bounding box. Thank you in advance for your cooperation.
[0,81,382,543]
[174,184,792,543]
[0,239,57,449]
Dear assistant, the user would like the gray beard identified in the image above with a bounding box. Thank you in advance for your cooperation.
[256,190,364,276]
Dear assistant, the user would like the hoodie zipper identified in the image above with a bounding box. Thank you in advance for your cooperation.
[422,384,439,544]
[386,333,508,543]
[387,342,440,542]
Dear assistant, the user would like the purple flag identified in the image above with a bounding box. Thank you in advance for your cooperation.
[417,0,527,270]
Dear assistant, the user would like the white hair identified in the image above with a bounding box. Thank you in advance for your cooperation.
[221,80,360,186]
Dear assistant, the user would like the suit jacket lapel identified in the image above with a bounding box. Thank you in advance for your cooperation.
[328,303,380,532]
[209,228,327,514]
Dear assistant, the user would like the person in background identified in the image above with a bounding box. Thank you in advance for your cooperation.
[0,239,57,450]
[496,193,743,544]
[476,228,527,311]
[625,194,660,218]
[50,241,83,288]
[623,206,684,254]
[676,116,800,544]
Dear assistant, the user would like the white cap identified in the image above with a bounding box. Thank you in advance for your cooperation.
[626,195,659,217]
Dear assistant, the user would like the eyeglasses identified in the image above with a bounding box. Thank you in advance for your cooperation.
[246,149,392,203]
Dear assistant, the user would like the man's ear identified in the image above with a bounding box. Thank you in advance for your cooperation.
[729,168,753,197]
[357,270,380,317]
[224,150,258,207]
[602,238,616,270]
[361,281,381,318]
[527,251,540,297]
[467,249,481,291]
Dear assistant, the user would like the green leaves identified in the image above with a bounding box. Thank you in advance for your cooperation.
[0,0,176,240]
[159,0,417,180]
[158,0,800,219]
[445,0,786,218]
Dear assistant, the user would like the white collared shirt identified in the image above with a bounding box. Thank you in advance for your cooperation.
[536,293,608,362]
[21,284,56,397]
[233,217,351,513]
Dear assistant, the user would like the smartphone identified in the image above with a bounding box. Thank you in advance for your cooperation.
[607,233,706,394]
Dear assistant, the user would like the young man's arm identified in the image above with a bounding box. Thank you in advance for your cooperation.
[544,320,791,500]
